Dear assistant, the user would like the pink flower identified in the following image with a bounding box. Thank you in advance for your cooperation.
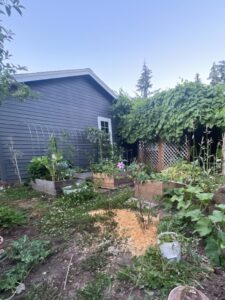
[117,162,125,170]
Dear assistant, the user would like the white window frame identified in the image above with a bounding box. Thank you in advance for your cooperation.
[97,116,113,144]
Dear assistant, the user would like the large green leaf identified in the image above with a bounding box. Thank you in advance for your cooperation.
[184,209,203,221]
[209,210,225,223]
[196,193,213,202]
[195,217,213,237]
[216,204,225,212]
[205,237,221,265]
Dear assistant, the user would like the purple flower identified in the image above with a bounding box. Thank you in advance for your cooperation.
[117,162,125,169]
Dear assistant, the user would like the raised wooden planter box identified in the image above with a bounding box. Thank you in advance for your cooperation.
[92,172,133,190]
[135,180,184,201]
[31,178,78,196]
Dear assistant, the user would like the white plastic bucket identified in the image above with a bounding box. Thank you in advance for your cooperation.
[157,232,181,261]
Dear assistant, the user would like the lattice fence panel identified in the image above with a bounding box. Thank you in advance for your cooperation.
[163,141,189,168]
[138,141,159,168]
[138,141,189,170]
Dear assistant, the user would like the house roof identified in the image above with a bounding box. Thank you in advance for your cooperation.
[14,68,117,99]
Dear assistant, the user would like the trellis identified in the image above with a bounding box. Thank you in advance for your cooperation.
[138,140,189,171]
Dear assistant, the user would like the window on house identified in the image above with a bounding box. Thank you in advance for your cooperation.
[97,116,113,144]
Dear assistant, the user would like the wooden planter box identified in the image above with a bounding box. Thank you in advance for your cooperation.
[31,178,78,196]
[92,172,132,190]
[135,180,184,202]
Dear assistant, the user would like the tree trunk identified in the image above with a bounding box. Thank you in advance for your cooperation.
[222,133,225,175]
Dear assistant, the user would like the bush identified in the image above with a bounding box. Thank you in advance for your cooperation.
[27,157,50,180]
[0,206,27,228]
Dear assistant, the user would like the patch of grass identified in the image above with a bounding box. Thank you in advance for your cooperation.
[118,245,209,299]
[91,188,134,211]
[23,282,61,300]
[81,250,108,272]
[0,206,27,228]
[77,273,112,300]
[40,205,100,237]
[0,186,40,203]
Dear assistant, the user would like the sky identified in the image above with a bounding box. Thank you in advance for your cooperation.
[3,0,225,95]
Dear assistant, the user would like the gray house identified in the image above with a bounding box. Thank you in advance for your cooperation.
[0,68,116,182]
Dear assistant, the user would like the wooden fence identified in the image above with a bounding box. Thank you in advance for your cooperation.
[138,140,190,171]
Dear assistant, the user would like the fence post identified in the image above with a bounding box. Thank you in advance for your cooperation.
[158,140,164,171]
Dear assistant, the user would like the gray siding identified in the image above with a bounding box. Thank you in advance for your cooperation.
[0,75,114,182]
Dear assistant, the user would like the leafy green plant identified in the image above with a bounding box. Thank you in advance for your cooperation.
[28,156,50,180]
[0,206,27,228]
[59,183,96,207]
[91,159,126,176]
[118,246,207,299]
[77,273,112,300]
[0,236,51,292]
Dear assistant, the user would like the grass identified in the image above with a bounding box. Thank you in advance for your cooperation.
[0,185,40,203]
[118,242,209,299]
[77,273,112,300]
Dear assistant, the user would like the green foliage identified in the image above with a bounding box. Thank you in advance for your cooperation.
[59,183,97,207]
[208,61,225,85]
[91,159,125,176]
[81,251,108,272]
[86,127,112,162]
[161,160,202,184]
[23,282,60,300]
[27,156,50,180]
[77,273,112,300]
[0,186,40,203]
[164,183,225,267]
[118,246,207,299]
[0,235,50,291]
[112,81,225,143]
[0,1,34,104]
[0,206,26,227]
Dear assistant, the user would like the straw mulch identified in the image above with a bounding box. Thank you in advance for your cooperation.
[90,209,159,256]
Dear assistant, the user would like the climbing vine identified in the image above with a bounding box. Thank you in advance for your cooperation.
[112,82,225,144]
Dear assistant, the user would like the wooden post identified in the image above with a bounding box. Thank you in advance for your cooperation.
[222,133,225,175]
[158,140,164,171]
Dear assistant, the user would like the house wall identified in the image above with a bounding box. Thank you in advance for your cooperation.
[0,75,114,182]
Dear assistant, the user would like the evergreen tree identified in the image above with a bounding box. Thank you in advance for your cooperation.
[136,62,152,98]
[194,73,201,83]
[208,62,221,85]
[217,60,225,84]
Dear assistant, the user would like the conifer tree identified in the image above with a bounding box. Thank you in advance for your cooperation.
[136,62,152,98]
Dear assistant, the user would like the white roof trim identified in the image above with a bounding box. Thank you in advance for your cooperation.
[14,68,117,99]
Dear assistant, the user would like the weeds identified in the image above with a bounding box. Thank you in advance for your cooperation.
[0,206,27,228]
[77,273,112,300]
[118,245,208,299]
[0,235,51,292]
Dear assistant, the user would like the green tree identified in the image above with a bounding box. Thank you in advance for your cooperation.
[208,61,225,85]
[136,62,152,98]
[0,0,31,104]
[194,73,201,83]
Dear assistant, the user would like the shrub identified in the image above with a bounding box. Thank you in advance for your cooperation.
[0,206,27,228]
[27,156,50,180]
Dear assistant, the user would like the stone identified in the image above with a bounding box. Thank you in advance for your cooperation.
[16,283,26,294]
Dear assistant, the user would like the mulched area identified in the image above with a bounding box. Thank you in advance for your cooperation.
[90,209,159,256]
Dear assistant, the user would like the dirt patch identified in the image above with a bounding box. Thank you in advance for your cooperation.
[90,209,159,256]
[199,268,225,300]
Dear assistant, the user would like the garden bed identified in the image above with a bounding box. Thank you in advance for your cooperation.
[92,173,133,190]
[135,180,184,201]
[31,178,78,196]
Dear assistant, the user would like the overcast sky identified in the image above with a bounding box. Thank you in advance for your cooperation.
[3,0,225,95]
